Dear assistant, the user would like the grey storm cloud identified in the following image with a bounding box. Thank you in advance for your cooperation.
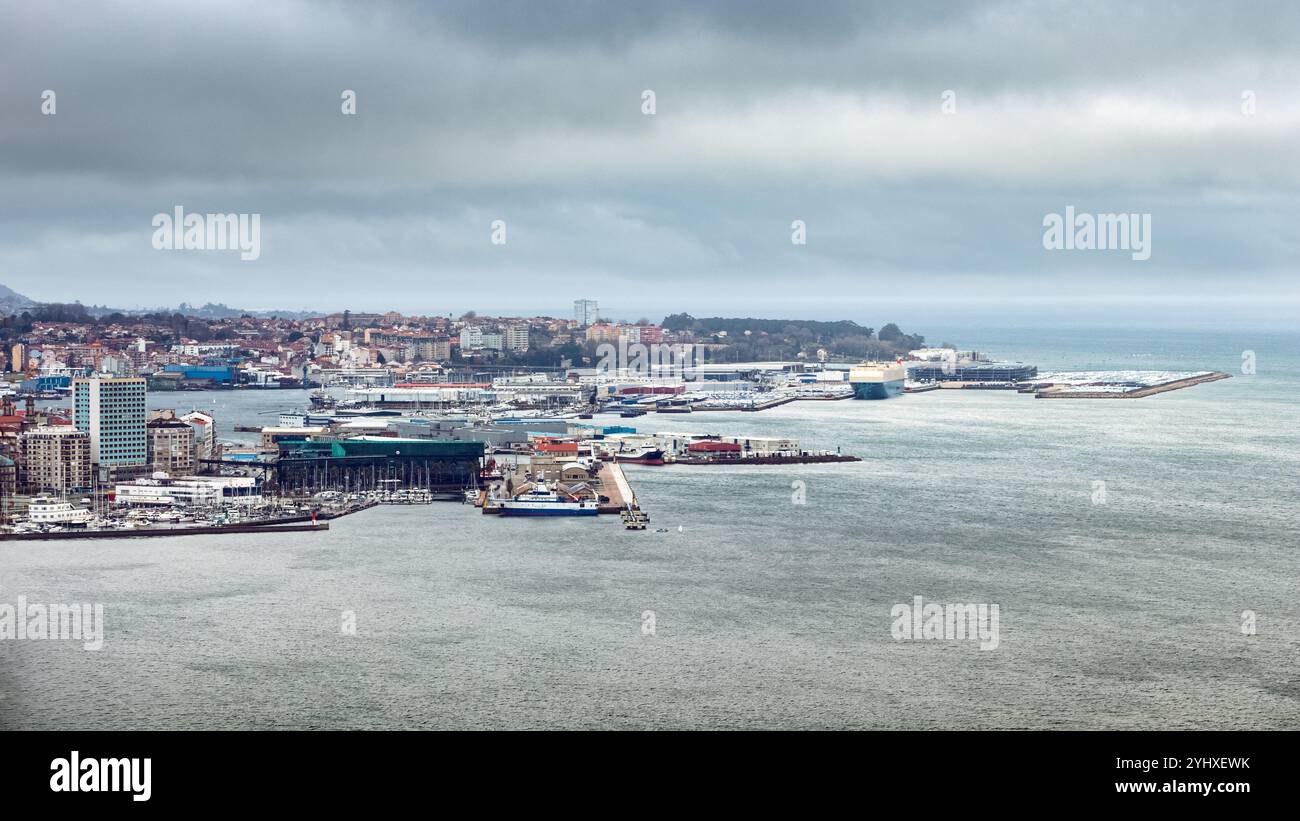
[0,0,1298,320]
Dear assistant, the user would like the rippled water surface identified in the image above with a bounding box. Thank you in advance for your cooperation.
[3,328,1297,728]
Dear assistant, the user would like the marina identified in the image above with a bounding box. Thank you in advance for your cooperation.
[0,499,377,541]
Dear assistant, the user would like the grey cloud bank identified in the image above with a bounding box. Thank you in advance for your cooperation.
[0,0,1297,324]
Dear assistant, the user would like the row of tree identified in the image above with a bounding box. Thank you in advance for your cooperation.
[660,314,924,360]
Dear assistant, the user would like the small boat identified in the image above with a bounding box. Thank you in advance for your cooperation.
[498,482,599,517]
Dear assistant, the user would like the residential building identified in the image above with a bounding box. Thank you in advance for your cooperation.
[585,324,618,344]
[181,410,216,466]
[20,426,92,493]
[9,342,25,373]
[147,415,196,475]
[460,325,485,349]
[505,324,530,353]
[636,325,664,344]
[0,454,16,500]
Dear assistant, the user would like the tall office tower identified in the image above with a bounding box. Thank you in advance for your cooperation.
[73,376,147,475]
[573,299,599,327]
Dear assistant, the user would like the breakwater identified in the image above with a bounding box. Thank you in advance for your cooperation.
[0,522,330,541]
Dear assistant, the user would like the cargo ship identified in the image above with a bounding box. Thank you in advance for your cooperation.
[848,361,906,399]
[498,482,599,517]
[614,448,666,465]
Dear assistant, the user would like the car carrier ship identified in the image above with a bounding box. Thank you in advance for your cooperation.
[848,361,906,399]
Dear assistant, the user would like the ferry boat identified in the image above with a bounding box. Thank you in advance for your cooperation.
[615,448,666,466]
[498,482,599,517]
[849,361,906,399]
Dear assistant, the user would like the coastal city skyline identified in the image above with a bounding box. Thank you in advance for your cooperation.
[1,1,1294,790]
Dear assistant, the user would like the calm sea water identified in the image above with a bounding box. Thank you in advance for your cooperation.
[3,327,1298,729]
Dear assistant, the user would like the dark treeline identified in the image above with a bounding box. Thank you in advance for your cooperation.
[661,314,925,360]
[0,303,253,344]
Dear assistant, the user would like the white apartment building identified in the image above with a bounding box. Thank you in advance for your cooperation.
[505,324,529,353]
[182,410,216,464]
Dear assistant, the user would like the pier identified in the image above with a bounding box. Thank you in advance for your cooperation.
[1034,371,1231,398]
[0,500,377,541]
[595,461,634,512]
[479,460,637,515]
[670,453,861,466]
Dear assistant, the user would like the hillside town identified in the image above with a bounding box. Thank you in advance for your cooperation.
[0,293,925,395]
[0,294,937,531]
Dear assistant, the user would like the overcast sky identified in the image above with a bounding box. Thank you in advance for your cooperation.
[1,0,1298,326]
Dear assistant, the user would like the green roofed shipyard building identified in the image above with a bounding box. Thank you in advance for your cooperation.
[273,437,484,497]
